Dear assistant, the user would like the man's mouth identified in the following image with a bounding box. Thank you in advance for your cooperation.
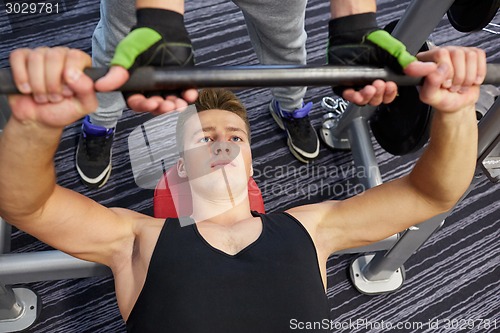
[211,159,236,168]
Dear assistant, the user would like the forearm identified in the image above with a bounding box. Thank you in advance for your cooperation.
[330,0,376,18]
[0,117,62,221]
[136,0,184,14]
[409,105,478,209]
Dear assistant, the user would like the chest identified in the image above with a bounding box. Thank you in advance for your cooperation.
[195,218,263,256]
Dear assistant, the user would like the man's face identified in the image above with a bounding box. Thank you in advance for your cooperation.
[177,109,252,198]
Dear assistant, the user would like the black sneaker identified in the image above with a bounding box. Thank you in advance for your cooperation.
[76,116,114,188]
[269,100,320,163]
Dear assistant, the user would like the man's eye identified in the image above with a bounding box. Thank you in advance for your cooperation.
[230,136,243,142]
[199,137,212,143]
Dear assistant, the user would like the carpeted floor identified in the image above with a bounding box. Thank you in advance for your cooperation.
[0,0,499,332]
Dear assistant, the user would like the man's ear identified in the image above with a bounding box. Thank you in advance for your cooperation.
[177,157,188,178]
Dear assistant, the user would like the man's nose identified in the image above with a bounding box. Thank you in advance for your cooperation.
[212,142,235,156]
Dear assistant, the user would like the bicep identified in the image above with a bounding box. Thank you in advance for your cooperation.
[13,185,138,267]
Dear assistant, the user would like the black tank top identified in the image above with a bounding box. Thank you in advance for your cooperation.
[126,212,330,332]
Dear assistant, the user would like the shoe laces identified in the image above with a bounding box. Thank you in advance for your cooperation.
[81,133,112,161]
[285,115,314,138]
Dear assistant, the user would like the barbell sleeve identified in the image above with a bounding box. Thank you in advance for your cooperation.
[0,64,499,94]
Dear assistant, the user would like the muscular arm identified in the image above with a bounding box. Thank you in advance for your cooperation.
[0,113,58,220]
[324,103,476,252]
[290,47,485,255]
[0,49,143,268]
[0,117,136,266]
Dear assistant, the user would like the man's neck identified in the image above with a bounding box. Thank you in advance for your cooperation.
[190,190,253,226]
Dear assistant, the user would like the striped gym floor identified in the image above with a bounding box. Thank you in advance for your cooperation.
[0,0,499,332]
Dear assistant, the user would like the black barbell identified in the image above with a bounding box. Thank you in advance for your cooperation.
[1,64,499,156]
[0,64,499,94]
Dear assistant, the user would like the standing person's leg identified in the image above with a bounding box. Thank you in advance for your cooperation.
[328,0,378,55]
[330,0,376,18]
[233,0,319,163]
[327,0,415,103]
[76,0,136,188]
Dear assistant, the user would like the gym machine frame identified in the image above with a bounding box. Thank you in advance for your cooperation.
[0,0,499,331]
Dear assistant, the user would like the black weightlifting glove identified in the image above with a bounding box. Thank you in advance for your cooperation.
[327,13,416,97]
[111,8,195,98]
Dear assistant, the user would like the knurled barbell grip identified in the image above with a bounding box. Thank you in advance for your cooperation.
[0,64,499,94]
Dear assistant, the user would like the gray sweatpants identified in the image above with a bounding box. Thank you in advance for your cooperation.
[90,0,308,128]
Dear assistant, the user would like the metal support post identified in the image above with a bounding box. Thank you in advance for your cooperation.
[0,284,22,321]
[350,215,445,294]
[0,218,11,254]
[391,0,456,53]
[0,251,111,285]
[478,98,500,157]
[347,117,383,189]
[478,97,500,183]
[0,283,39,332]
[363,217,445,282]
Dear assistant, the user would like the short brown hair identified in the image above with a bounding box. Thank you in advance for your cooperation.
[175,88,251,154]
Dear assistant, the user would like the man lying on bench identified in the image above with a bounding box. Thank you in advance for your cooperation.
[0,45,485,332]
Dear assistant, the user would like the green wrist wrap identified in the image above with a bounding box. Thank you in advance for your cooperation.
[111,27,162,69]
[365,30,417,69]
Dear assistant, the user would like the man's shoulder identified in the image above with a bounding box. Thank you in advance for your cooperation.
[286,201,339,224]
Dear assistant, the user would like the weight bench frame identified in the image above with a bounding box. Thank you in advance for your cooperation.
[0,0,499,331]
